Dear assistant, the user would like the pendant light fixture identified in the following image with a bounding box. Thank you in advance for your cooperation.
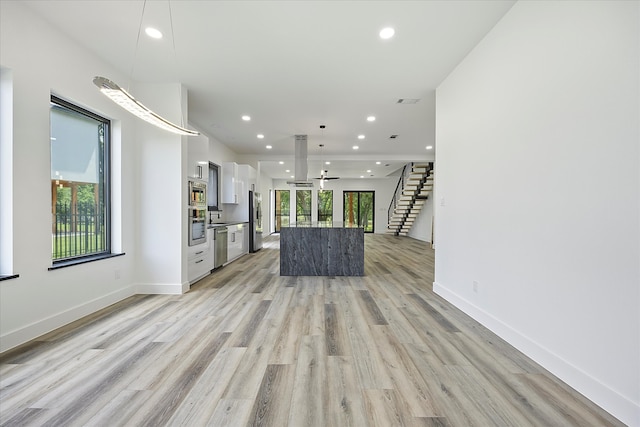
[93,77,199,136]
[93,1,199,136]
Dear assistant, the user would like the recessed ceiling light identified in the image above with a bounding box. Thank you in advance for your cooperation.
[353,146,359,150]
[379,27,395,39]
[266,145,272,149]
[366,170,371,173]
[279,161,284,165]
[145,27,163,39]
[376,161,381,165]
[360,175,365,178]
[242,115,251,121]
[367,116,376,122]
[286,169,290,173]
[257,134,264,139]
[325,161,330,165]
[426,145,433,150]
[290,175,294,178]
[357,135,365,140]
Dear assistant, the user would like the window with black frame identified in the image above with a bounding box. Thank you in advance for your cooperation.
[343,190,374,232]
[50,96,110,262]
[317,190,333,227]
[274,189,290,232]
[296,189,312,226]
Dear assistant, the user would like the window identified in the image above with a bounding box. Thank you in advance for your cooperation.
[296,190,312,225]
[0,67,17,279]
[318,190,333,227]
[274,189,290,232]
[50,96,110,262]
[208,162,220,211]
[343,191,375,232]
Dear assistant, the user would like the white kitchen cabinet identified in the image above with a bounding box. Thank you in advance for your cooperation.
[238,164,257,192]
[227,223,249,262]
[187,134,209,182]
[188,240,211,284]
[207,228,216,271]
[222,162,240,204]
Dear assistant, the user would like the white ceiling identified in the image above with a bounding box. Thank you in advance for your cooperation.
[22,0,515,179]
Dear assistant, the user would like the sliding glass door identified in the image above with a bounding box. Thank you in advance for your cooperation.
[343,191,374,233]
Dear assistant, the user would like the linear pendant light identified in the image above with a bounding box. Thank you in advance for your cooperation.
[93,76,200,136]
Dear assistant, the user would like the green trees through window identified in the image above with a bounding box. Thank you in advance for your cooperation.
[274,189,289,232]
[296,190,312,225]
[343,191,374,232]
[318,190,333,227]
[50,96,110,261]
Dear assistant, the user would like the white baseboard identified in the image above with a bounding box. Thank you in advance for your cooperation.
[135,281,189,295]
[0,285,134,354]
[433,282,639,427]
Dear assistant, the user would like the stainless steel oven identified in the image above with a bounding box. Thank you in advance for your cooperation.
[189,208,207,246]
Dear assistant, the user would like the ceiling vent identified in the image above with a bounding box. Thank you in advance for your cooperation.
[286,134,314,187]
[389,134,398,139]
[396,98,420,104]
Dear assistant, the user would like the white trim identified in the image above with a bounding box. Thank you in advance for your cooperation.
[135,281,189,295]
[0,285,134,353]
[433,282,639,426]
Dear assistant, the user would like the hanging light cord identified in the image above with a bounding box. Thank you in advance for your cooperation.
[167,0,186,128]
[128,0,147,92]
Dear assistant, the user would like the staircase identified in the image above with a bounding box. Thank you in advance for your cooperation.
[386,162,434,236]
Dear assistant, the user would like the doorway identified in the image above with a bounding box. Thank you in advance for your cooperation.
[343,191,374,233]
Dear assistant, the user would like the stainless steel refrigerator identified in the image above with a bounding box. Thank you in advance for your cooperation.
[249,190,263,252]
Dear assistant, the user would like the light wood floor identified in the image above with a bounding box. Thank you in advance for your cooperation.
[0,234,623,426]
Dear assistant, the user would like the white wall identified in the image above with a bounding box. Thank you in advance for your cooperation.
[258,171,274,236]
[408,195,433,243]
[134,83,188,294]
[434,1,639,425]
[0,2,137,352]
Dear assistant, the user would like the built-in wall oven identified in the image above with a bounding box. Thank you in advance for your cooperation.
[188,181,207,246]
[189,208,207,246]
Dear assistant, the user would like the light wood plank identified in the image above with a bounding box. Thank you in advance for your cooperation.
[0,234,624,427]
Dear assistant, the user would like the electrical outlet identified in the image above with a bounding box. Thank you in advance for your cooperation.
[473,280,478,293]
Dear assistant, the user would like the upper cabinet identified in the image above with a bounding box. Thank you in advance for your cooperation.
[238,164,257,192]
[222,161,240,204]
[187,133,209,182]
[222,162,257,205]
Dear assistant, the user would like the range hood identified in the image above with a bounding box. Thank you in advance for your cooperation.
[286,135,314,187]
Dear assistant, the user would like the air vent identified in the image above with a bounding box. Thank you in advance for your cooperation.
[389,135,398,139]
[396,98,420,104]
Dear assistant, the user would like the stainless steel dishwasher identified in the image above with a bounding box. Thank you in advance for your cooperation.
[214,226,228,268]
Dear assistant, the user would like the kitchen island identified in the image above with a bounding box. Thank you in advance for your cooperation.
[280,223,364,276]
